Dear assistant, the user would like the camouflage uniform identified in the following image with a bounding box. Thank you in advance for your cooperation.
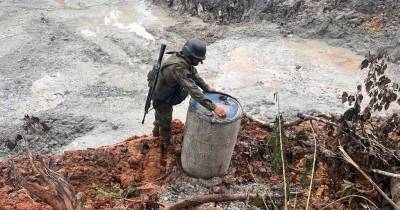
[153,52,216,147]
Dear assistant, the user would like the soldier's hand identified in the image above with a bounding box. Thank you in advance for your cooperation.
[208,86,216,92]
[214,105,226,118]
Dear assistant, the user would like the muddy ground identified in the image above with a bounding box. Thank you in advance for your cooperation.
[1,117,399,209]
[1,1,400,208]
[2,0,400,159]
[157,0,400,62]
[0,0,217,158]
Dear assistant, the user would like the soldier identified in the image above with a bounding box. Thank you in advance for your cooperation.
[152,38,227,150]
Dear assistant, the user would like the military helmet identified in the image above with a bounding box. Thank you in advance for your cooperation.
[182,38,206,60]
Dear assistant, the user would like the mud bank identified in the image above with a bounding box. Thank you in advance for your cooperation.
[155,0,400,63]
[2,117,399,209]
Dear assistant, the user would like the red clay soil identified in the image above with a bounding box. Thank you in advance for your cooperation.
[0,120,184,210]
[0,117,397,209]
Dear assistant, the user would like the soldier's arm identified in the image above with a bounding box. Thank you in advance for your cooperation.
[192,67,209,91]
[172,65,216,111]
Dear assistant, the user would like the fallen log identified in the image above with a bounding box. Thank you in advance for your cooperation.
[7,151,84,210]
[165,192,300,210]
[372,169,400,179]
[244,112,274,130]
[244,112,305,130]
[297,113,341,129]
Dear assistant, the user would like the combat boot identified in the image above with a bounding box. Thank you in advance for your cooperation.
[160,137,170,152]
[152,126,160,137]
[159,135,170,167]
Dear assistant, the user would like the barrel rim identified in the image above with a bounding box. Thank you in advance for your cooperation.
[190,91,243,124]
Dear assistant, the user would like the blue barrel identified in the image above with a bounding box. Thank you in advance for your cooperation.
[181,92,242,178]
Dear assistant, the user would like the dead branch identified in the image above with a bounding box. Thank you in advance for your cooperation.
[274,92,288,210]
[284,118,306,128]
[320,194,378,210]
[339,146,400,210]
[244,113,274,130]
[314,112,340,121]
[165,192,300,210]
[244,112,306,130]
[297,113,341,129]
[299,112,400,164]
[306,120,318,210]
[300,139,337,158]
[298,113,370,142]
[391,177,400,206]
[372,169,400,178]
[7,151,84,210]
[246,112,338,158]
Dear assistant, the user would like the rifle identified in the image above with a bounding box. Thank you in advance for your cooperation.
[142,44,167,124]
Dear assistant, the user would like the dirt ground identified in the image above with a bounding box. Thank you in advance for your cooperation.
[1,0,400,209]
[1,116,399,209]
[2,0,400,159]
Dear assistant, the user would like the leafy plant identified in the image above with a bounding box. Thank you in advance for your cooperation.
[300,155,313,187]
[342,52,400,123]
[270,122,287,173]
[92,183,124,199]
[340,52,400,165]
[92,183,140,199]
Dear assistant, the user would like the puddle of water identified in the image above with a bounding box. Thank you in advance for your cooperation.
[216,47,262,89]
[200,36,366,121]
[208,38,363,91]
[104,9,155,41]
[285,39,362,73]
[72,0,175,41]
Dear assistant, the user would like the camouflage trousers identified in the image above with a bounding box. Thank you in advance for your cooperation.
[153,89,188,149]
[153,103,173,148]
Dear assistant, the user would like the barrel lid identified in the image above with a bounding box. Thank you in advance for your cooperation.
[189,92,242,123]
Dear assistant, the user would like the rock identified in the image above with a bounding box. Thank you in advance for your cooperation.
[212,186,222,194]
[223,175,236,185]
[49,140,57,146]
[111,125,119,130]
[5,138,17,150]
